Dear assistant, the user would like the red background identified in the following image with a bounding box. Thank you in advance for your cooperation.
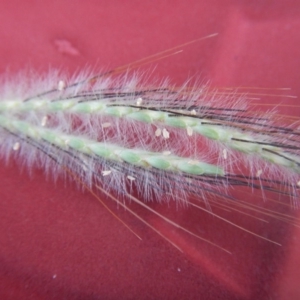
[0,1,300,299]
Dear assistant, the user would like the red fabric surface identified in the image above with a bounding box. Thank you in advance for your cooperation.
[0,1,300,299]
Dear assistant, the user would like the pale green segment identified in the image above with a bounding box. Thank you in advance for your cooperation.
[71,102,105,113]
[193,125,220,140]
[176,161,224,175]
[0,115,225,176]
[144,156,171,170]
[66,137,86,150]
[261,151,300,173]
[1,99,299,172]
[104,106,134,117]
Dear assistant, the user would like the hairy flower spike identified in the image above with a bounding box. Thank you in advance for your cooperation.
[0,70,299,205]
[0,68,299,255]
